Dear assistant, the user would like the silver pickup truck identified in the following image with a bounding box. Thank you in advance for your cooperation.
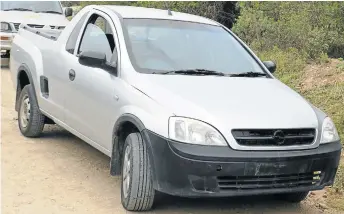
[10,5,341,211]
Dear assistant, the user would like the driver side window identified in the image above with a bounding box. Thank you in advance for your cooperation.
[78,14,115,62]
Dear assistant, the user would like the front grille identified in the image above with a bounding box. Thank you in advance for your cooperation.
[13,23,47,31]
[13,23,20,31]
[217,172,322,190]
[27,24,44,28]
[232,128,316,146]
[48,26,64,30]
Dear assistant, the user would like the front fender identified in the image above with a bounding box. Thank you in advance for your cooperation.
[110,105,170,186]
[113,105,173,138]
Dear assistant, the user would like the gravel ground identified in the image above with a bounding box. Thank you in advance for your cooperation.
[1,68,324,214]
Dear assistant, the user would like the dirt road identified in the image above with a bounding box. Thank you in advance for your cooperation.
[1,68,326,214]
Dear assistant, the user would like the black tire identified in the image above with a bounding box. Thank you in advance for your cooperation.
[121,132,155,211]
[280,191,309,203]
[18,84,45,137]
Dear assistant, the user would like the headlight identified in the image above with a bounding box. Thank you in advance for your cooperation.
[320,117,340,144]
[1,22,11,32]
[168,117,227,146]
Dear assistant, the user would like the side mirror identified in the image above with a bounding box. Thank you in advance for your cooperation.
[64,7,73,17]
[263,61,276,73]
[79,51,106,68]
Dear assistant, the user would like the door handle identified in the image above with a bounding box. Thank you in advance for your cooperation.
[69,69,76,81]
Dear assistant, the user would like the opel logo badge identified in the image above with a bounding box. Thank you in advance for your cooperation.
[273,130,285,145]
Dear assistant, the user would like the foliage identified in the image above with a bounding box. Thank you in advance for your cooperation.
[258,47,307,89]
[337,62,344,71]
[233,2,344,60]
[317,52,330,64]
[61,1,80,7]
[75,1,237,29]
[304,83,344,141]
[69,1,344,60]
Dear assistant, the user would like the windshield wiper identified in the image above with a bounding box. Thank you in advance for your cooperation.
[36,10,62,14]
[229,71,267,77]
[158,69,227,76]
[3,8,33,12]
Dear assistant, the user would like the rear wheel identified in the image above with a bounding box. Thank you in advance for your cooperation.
[18,84,45,137]
[280,191,309,203]
[121,133,155,211]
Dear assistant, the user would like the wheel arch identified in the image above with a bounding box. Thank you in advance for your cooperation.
[110,114,157,183]
[113,114,146,135]
[15,64,37,112]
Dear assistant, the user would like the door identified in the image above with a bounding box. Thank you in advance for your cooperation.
[38,12,90,121]
[63,12,121,151]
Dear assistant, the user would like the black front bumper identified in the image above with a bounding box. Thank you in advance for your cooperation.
[142,130,342,197]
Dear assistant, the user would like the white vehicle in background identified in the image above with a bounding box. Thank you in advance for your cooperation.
[0,1,72,59]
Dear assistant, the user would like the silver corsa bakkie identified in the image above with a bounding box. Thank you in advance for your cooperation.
[9,5,342,211]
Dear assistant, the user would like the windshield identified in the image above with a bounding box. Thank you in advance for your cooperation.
[0,1,62,14]
[122,19,266,75]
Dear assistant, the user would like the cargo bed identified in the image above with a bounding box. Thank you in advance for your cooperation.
[20,24,62,41]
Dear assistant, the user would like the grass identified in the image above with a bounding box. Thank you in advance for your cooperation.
[303,83,344,141]
[337,62,344,71]
[258,46,307,89]
[327,161,344,209]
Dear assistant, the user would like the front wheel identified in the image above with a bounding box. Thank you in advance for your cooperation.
[121,133,155,211]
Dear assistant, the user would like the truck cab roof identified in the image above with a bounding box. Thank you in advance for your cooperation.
[101,5,219,26]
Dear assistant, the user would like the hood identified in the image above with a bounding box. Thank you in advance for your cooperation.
[0,11,69,26]
[132,75,318,130]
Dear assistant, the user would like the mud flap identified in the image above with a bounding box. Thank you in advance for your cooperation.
[110,136,122,176]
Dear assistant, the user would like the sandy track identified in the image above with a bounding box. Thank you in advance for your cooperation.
[1,68,324,214]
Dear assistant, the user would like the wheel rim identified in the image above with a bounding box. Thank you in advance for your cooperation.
[20,95,30,128]
[122,144,131,199]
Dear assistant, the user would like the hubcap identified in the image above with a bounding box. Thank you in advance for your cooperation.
[20,95,30,128]
[122,144,131,199]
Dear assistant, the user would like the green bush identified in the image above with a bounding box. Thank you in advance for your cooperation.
[233,2,344,60]
[317,52,330,64]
